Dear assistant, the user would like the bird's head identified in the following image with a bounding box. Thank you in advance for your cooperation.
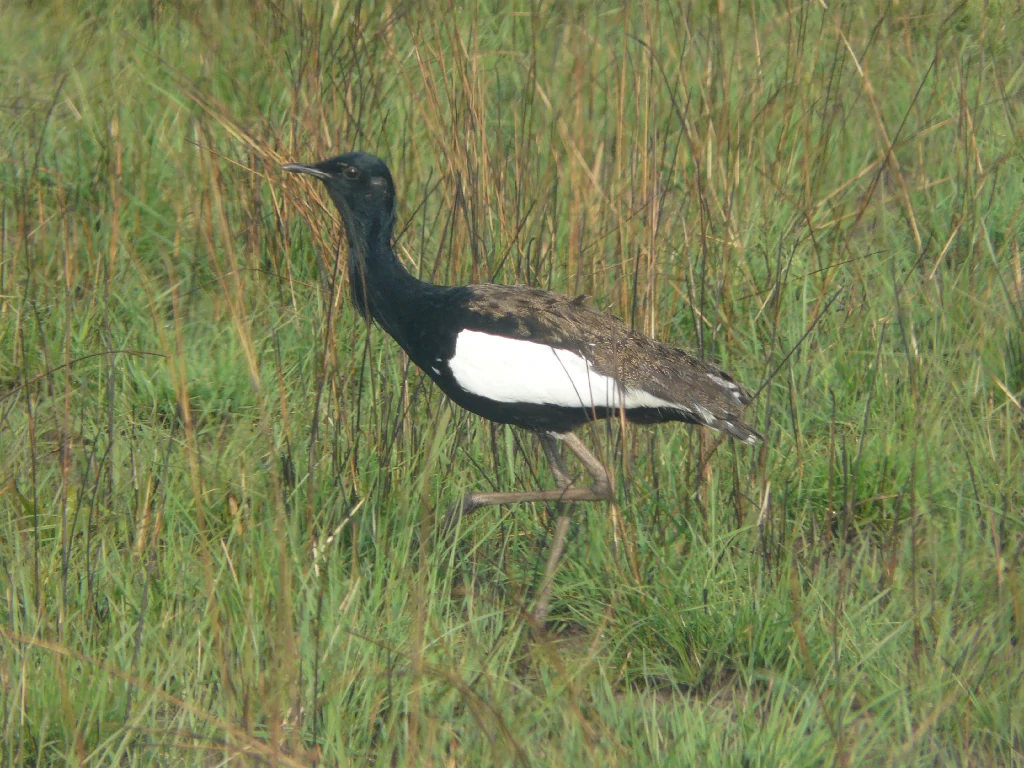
[283,151,397,247]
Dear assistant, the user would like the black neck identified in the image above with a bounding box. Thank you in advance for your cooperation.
[341,215,437,350]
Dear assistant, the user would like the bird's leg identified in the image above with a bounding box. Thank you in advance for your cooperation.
[443,432,566,531]
[560,432,613,498]
[533,432,573,624]
[538,431,573,490]
[442,431,613,624]
[444,431,613,528]
[531,432,614,623]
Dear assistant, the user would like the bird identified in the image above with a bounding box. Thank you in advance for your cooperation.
[283,151,761,621]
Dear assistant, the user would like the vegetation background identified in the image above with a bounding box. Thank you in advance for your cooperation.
[2,0,1022,764]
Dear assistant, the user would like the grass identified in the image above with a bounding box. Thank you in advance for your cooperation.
[1,0,1022,764]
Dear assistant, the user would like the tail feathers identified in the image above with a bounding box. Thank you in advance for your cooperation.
[699,369,760,443]
[715,417,762,445]
[680,402,761,445]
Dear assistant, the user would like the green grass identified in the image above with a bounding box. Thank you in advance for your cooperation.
[2,0,1023,764]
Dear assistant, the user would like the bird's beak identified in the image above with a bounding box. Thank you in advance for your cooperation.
[282,162,330,179]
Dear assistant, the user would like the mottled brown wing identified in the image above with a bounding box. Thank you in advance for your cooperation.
[462,284,760,441]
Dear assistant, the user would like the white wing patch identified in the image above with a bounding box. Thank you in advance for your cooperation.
[449,330,680,411]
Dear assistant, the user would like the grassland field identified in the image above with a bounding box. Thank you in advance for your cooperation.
[1,0,1023,764]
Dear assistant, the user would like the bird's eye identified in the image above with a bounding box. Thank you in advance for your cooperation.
[343,166,361,180]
